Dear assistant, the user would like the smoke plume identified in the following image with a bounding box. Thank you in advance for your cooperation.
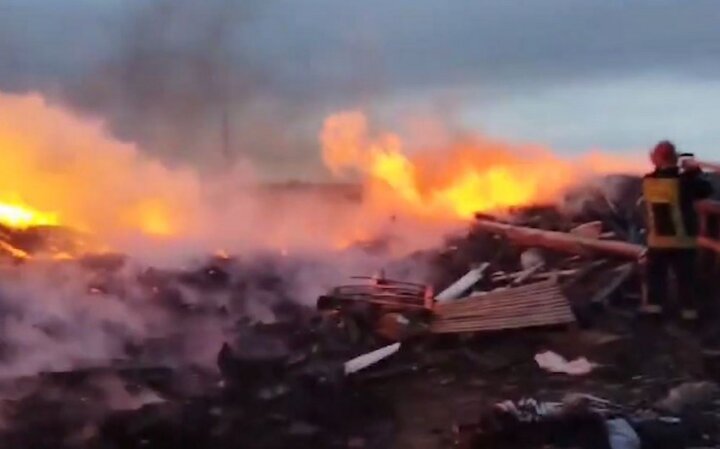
[59,0,324,176]
[0,90,440,381]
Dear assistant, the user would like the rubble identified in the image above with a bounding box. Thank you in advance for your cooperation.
[2,187,720,449]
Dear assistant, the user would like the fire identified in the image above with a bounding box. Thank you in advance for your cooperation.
[322,111,643,220]
[0,90,647,259]
[440,168,535,217]
[0,201,58,229]
[0,92,202,248]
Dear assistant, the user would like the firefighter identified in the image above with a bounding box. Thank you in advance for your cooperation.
[641,140,713,321]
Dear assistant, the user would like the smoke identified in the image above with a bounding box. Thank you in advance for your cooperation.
[0,88,642,262]
[0,87,443,387]
[0,89,437,376]
[0,262,157,379]
[0,249,433,382]
[0,90,447,263]
[56,0,324,176]
[63,0,250,166]
[0,90,643,397]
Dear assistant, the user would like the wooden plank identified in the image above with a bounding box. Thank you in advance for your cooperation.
[432,312,575,333]
[430,279,575,334]
[435,292,565,318]
[472,219,645,259]
[435,281,561,311]
[436,309,574,328]
[436,300,573,320]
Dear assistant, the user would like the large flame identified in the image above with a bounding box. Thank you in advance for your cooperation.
[0,92,408,259]
[0,91,647,260]
[322,111,643,220]
[0,200,58,229]
[0,92,201,247]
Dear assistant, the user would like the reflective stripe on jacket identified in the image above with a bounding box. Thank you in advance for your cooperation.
[643,176,696,248]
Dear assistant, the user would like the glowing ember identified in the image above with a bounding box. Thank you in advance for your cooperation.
[0,201,58,229]
[321,111,643,220]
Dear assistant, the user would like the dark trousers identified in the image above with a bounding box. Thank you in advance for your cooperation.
[646,247,697,313]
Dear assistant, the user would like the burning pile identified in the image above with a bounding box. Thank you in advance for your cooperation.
[3,89,720,449]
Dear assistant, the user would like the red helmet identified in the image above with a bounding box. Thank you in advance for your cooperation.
[650,140,677,167]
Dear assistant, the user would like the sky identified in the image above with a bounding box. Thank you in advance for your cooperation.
[1,0,719,178]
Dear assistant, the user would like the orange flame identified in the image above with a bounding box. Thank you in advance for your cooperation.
[0,200,58,229]
[321,111,643,220]
[0,92,200,245]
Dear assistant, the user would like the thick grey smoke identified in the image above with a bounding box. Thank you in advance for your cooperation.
[0,0,326,177]
[65,0,264,170]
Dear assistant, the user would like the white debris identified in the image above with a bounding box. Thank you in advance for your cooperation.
[520,249,545,270]
[344,342,401,375]
[534,351,597,376]
[435,263,489,303]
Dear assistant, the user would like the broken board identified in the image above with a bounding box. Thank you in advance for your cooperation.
[430,278,575,334]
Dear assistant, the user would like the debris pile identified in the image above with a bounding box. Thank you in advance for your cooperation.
[1,176,720,448]
[0,258,404,449]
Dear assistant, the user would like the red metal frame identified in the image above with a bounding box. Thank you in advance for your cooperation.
[326,277,434,311]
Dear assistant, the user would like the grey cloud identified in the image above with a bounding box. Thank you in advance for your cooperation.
[1,0,719,173]
[238,0,720,93]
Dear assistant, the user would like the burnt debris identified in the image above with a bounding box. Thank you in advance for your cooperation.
[2,179,720,449]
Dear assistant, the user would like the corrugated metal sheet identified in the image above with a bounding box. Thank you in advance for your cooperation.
[430,279,575,334]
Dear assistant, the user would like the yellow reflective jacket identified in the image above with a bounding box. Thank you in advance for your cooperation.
[642,167,713,248]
